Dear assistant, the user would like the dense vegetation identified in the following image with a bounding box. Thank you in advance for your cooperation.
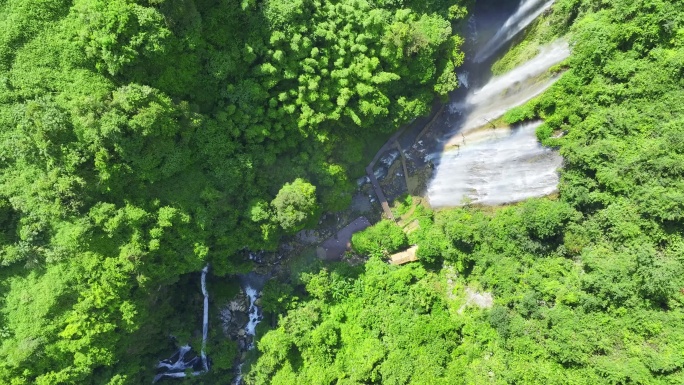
[251,0,684,383]
[0,0,467,383]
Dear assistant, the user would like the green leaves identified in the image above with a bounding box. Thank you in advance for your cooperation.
[520,199,578,240]
[248,259,457,385]
[0,0,468,382]
[351,219,407,258]
[271,178,318,233]
[74,0,171,76]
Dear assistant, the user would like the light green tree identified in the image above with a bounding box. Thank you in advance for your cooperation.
[271,178,318,233]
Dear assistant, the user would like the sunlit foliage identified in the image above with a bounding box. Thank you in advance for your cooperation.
[0,0,465,382]
[251,0,684,383]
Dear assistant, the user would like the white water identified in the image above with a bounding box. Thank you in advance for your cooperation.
[451,40,569,137]
[153,265,210,383]
[200,265,209,372]
[244,286,262,340]
[157,345,196,372]
[427,38,569,208]
[234,284,263,385]
[428,122,562,207]
[474,0,555,63]
[457,71,470,88]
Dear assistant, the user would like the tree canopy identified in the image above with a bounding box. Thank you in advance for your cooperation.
[0,0,466,383]
[249,0,684,383]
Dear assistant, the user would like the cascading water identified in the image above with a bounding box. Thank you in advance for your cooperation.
[200,264,209,372]
[153,265,210,383]
[234,273,267,385]
[428,121,563,207]
[425,0,568,208]
[474,0,555,63]
[451,40,569,137]
[427,41,568,207]
[244,286,263,341]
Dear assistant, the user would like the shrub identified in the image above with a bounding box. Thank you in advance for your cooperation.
[351,220,408,258]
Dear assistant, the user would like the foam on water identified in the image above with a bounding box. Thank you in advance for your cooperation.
[234,274,266,384]
[453,40,570,137]
[474,0,556,63]
[244,285,262,340]
[428,122,562,207]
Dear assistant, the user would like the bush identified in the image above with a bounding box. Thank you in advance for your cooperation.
[271,178,318,233]
[503,103,537,125]
[351,220,408,258]
[520,199,578,240]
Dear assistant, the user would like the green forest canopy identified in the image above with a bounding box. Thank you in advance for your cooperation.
[249,0,684,384]
[0,0,466,383]
[2,0,684,383]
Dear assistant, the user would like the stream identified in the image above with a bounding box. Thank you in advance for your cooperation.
[233,272,269,385]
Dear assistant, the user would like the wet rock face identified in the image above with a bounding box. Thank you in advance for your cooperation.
[219,284,264,363]
[220,290,250,340]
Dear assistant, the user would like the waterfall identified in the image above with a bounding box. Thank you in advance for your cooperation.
[426,40,569,208]
[243,285,262,342]
[153,265,210,383]
[234,273,266,385]
[428,122,563,207]
[200,265,209,372]
[473,0,555,63]
[454,40,569,136]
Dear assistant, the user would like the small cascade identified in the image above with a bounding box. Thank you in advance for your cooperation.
[428,122,563,207]
[153,265,210,383]
[244,286,263,345]
[457,71,470,89]
[233,273,267,385]
[371,149,400,182]
[474,0,555,63]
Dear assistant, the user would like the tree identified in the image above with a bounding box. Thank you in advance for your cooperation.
[271,178,318,233]
[0,0,468,381]
[351,220,407,258]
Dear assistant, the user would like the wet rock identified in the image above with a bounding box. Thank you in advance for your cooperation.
[220,291,250,336]
[220,307,232,324]
[228,296,247,312]
[232,311,249,330]
[296,229,320,244]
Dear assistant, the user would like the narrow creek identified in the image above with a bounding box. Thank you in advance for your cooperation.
[233,271,269,385]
